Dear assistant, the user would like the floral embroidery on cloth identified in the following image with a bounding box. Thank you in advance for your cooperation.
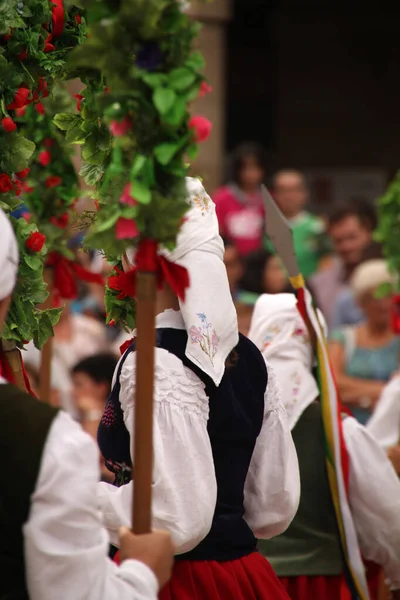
[191,192,211,216]
[189,313,219,364]
[262,326,280,350]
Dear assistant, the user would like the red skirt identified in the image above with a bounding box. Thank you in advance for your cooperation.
[280,575,349,600]
[159,552,290,600]
[279,563,382,600]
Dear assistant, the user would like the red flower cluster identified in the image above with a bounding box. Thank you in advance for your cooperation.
[39,150,52,167]
[50,213,69,229]
[0,174,13,194]
[45,176,62,188]
[189,115,212,143]
[7,88,31,110]
[26,232,46,253]
[109,117,132,137]
[1,117,17,132]
[199,82,212,98]
[16,168,30,179]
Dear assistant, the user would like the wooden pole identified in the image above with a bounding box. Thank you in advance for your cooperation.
[132,270,157,533]
[39,268,54,403]
[2,340,27,392]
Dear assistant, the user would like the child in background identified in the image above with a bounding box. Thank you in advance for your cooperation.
[71,353,118,482]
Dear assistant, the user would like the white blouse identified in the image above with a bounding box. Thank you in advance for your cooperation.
[97,309,300,552]
[344,416,400,589]
[24,411,158,600]
[367,376,400,450]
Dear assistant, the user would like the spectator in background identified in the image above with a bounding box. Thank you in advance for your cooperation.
[311,205,374,329]
[239,249,288,303]
[213,143,266,256]
[234,249,289,337]
[330,241,383,330]
[71,353,118,482]
[329,260,398,425]
[271,170,328,278]
[223,237,244,298]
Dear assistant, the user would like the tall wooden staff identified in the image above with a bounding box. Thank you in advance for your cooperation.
[39,268,54,403]
[132,257,157,532]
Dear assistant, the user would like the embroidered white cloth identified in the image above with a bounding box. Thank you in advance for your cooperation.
[344,416,400,590]
[248,293,321,429]
[127,177,238,386]
[97,309,300,551]
[23,410,159,600]
[0,208,18,300]
[367,376,400,450]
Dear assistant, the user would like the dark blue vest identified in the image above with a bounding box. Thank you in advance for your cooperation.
[98,328,267,561]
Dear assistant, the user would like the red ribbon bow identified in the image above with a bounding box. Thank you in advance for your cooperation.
[0,346,36,396]
[119,337,135,356]
[108,239,189,302]
[47,252,104,302]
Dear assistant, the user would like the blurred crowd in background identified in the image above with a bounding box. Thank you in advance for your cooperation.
[24,142,400,478]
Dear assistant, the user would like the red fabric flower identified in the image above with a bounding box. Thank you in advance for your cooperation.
[2,117,17,132]
[120,183,137,206]
[38,150,52,167]
[109,117,132,137]
[44,138,54,148]
[75,14,82,25]
[50,213,69,229]
[51,0,65,37]
[26,232,46,253]
[38,77,49,99]
[15,107,26,118]
[199,81,212,98]
[188,115,212,143]
[43,33,55,53]
[35,103,45,115]
[0,174,13,193]
[7,88,31,110]
[21,182,34,194]
[116,217,139,240]
[45,175,62,188]
[94,200,99,211]
[74,94,84,112]
[18,48,27,61]
[108,319,116,327]
[16,168,30,179]
[4,29,12,41]
[13,179,22,196]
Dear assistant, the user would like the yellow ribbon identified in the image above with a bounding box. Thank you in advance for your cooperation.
[289,273,305,290]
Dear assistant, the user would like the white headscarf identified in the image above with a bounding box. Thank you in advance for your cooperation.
[248,293,324,429]
[0,208,19,301]
[128,177,238,386]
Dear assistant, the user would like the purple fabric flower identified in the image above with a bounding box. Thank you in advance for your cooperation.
[135,42,163,71]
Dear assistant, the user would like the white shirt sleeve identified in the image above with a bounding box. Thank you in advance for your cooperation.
[243,362,300,539]
[24,411,159,600]
[344,416,400,590]
[367,376,400,450]
[97,348,217,554]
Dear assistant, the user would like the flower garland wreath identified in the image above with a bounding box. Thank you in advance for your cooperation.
[0,1,84,348]
[56,0,212,331]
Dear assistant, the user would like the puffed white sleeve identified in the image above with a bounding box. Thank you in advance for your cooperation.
[24,411,159,600]
[243,362,300,539]
[97,348,217,554]
[344,416,400,590]
[367,376,400,450]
